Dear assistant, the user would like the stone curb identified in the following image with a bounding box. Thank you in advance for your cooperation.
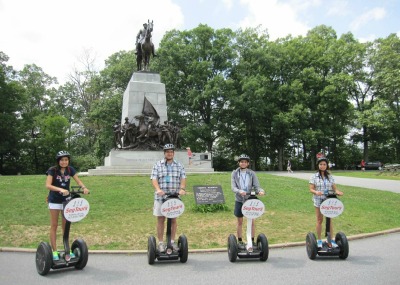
[2,228,399,254]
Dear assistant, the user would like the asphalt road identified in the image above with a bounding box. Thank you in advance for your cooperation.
[1,232,399,285]
[269,171,400,193]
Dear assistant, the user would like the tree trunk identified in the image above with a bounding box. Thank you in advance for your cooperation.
[278,146,283,171]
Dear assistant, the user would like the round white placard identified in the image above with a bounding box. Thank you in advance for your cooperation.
[63,198,90,222]
[242,199,265,219]
[161,198,185,218]
[320,198,344,218]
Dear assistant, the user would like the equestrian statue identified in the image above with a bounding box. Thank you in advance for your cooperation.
[135,19,157,71]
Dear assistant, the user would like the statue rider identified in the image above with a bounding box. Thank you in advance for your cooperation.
[135,21,157,57]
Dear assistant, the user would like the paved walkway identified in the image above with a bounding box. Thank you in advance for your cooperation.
[269,171,400,193]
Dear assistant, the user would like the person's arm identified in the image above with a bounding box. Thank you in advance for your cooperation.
[309,183,322,196]
[231,171,246,196]
[252,173,265,195]
[45,175,69,196]
[73,174,89,194]
[332,183,343,196]
[152,178,164,196]
[179,178,186,195]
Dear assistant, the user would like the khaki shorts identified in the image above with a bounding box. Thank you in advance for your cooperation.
[153,200,163,217]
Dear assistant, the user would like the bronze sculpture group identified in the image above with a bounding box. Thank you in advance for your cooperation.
[114,96,181,151]
[113,117,181,151]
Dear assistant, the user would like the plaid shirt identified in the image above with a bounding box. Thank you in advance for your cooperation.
[309,172,335,207]
[150,158,186,201]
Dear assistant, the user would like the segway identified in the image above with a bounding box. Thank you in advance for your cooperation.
[306,191,349,260]
[227,190,269,262]
[36,186,90,275]
[147,193,188,264]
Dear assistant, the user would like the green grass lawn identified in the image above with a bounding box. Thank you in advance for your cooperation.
[0,173,399,250]
[331,170,400,180]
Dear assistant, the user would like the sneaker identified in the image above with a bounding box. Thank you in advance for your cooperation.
[52,251,59,261]
[158,242,165,253]
[330,240,338,248]
[317,240,323,248]
[238,241,246,250]
[70,251,76,258]
[171,242,179,251]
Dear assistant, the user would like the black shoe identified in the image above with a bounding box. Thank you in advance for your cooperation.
[238,241,246,250]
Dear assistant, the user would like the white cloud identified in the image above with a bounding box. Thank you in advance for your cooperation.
[0,0,183,83]
[222,0,234,10]
[239,0,310,39]
[350,7,386,31]
[327,0,349,16]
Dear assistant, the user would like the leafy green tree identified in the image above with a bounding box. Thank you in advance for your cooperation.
[370,34,400,162]
[153,25,237,154]
[17,64,58,173]
[0,52,24,174]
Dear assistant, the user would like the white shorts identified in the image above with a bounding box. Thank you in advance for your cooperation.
[153,200,163,217]
[48,203,63,210]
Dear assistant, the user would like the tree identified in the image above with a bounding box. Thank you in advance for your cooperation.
[17,64,58,173]
[370,34,400,162]
[0,52,24,174]
[153,25,237,153]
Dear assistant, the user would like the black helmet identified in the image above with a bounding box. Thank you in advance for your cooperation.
[56,150,70,160]
[237,154,250,162]
[163,144,175,151]
[317,156,329,164]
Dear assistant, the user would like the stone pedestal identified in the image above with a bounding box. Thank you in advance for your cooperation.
[121,72,167,124]
[87,150,214,175]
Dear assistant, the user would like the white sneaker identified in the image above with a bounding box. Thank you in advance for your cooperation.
[317,240,323,248]
[330,240,338,248]
[158,242,165,252]
[171,242,179,251]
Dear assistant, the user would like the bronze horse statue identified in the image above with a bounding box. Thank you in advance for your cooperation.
[141,23,153,71]
[136,45,143,71]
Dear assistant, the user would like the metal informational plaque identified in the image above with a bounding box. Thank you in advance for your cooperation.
[193,185,225,205]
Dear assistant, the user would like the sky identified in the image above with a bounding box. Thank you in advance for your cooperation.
[1,0,399,84]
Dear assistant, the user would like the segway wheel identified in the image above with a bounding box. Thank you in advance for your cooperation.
[306,232,318,260]
[178,234,188,263]
[35,242,53,276]
[71,239,88,269]
[227,234,238,262]
[336,232,349,259]
[147,236,156,265]
[257,233,269,261]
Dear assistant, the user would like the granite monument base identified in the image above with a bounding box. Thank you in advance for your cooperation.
[87,150,214,175]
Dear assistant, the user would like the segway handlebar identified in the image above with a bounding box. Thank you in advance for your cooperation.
[69,186,90,194]
[162,193,181,202]
[325,190,337,198]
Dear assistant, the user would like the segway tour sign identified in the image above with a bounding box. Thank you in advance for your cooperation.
[242,199,265,219]
[320,198,344,218]
[161,198,185,219]
[63,198,90,222]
